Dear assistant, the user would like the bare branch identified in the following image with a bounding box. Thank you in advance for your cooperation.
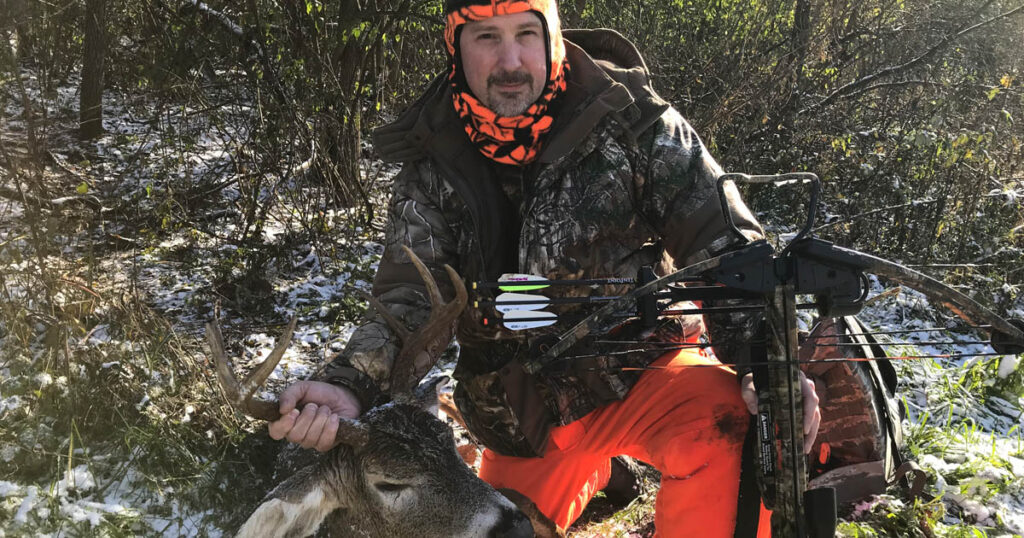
[815,79,1001,104]
[814,191,1020,233]
[801,1,1024,113]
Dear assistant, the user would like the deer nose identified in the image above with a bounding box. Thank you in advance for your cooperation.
[491,507,533,538]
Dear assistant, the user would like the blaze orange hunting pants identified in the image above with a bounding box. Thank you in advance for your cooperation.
[479,347,771,537]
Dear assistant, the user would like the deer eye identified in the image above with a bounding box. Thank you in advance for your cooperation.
[373,482,410,494]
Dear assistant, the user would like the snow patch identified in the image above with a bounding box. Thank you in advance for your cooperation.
[14,485,39,524]
[998,354,1019,378]
[0,395,23,413]
[0,481,22,497]
[57,465,97,496]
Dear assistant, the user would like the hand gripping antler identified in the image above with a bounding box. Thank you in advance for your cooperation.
[363,245,468,396]
[206,317,371,447]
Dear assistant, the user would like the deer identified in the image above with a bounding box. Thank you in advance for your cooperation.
[206,247,540,538]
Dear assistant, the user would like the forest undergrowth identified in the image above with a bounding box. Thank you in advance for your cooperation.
[2,60,1024,538]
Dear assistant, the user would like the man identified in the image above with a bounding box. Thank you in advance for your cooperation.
[269,1,820,535]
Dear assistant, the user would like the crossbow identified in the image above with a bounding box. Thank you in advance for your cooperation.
[474,173,1024,537]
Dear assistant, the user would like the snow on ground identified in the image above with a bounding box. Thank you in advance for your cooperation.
[854,274,1024,533]
[3,72,1023,537]
[918,438,1024,532]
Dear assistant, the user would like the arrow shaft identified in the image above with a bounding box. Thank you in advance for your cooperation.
[475,277,637,289]
[477,295,622,307]
[486,304,769,327]
[475,276,712,289]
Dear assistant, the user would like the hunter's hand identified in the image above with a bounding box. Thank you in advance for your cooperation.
[269,381,362,452]
[739,371,821,454]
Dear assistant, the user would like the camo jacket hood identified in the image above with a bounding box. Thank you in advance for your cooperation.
[322,29,763,457]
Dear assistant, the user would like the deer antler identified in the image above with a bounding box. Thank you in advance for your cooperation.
[364,245,468,396]
[206,317,370,447]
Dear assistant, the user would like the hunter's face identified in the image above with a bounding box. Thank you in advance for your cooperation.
[459,11,547,116]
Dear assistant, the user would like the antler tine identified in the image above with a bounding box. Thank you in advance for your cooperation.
[443,263,469,308]
[206,317,371,447]
[365,247,468,346]
[206,319,282,421]
[240,317,298,401]
[403,245,446,306]
[389,246,468,395]
[400,245,468,310]
[362,291,411,341]
[207,319,244,404]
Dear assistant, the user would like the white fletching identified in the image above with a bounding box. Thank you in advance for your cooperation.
[502,310,557,331]
[494,292,549,314]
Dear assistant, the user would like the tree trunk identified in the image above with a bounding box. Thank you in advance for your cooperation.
[787,0,811,117]
[4,0,32,59]
[79,0,106,140]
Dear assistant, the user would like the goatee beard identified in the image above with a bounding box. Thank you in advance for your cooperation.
[490,93,536,116]
[487,71,538,116]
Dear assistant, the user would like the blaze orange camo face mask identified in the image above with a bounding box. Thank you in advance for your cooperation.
[445,0,570,166]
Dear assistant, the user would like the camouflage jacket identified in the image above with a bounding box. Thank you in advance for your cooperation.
[321,29,764,457]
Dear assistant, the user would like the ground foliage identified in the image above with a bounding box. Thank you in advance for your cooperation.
[1,0,1023,536]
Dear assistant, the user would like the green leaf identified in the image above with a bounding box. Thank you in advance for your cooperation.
[987,87,1001,100]
[76,182,89,194]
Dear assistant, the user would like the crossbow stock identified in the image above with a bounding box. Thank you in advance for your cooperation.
[499,173,1024,537]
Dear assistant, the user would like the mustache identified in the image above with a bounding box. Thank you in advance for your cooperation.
[487,71,534,87]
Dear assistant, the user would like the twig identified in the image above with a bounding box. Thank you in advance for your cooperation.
[179,0,244,37]
[813,80,1007,104]
[865,286,902,306]
[48,150,95,188]
[815,191,1021,232]
[0,183,102,211]
[167,0,290,105]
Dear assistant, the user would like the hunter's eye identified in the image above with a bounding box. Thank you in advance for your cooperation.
[373,482,409,494]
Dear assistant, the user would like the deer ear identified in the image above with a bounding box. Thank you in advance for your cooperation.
[236,462,342,538]
[413,373,452,414]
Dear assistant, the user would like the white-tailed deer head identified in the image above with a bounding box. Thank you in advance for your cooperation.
[208,247,533,538]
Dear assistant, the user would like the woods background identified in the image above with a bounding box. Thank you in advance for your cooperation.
[1,0,1023,536]
[5,0,1024,280]
[7,0,1023,269]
